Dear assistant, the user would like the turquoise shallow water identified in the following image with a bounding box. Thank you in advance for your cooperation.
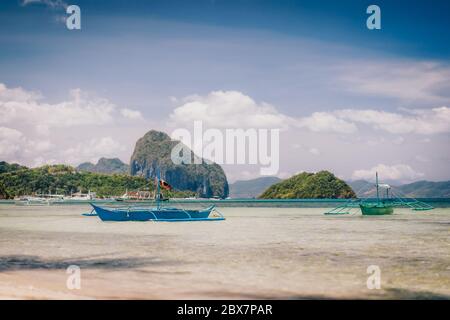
[0,204,449,299]
[2,198,450,207]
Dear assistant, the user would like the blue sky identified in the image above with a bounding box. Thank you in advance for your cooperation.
[0,0,449,183]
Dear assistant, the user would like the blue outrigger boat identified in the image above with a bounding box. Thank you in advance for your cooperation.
[86,171,225,222]
[89,203,221,222]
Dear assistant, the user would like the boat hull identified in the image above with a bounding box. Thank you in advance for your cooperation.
[90,203,217,222]
[360,203,394,215]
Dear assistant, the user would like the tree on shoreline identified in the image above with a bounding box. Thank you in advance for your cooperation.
[0,181,9,199]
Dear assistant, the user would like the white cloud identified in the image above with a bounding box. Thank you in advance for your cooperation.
[0,126,53,161]
[35,124,50,136]
[21,0,68,9]
[0,87,117,129]
[32,157,58,167]
[0,127,25,158]
[339,61,450,103]
[120,108,143,120]
[0,83,42,102]
[352,164,424,182]
[33,140,53,152]
[0,83,144,130]
[170,90,417,137]
[296,112,357,134]
[296,107,450,135]
[169,90,291,129]
[0,83,147,166]
[63,137,125,165]
[308,147,320,156]
[335,107,450,134]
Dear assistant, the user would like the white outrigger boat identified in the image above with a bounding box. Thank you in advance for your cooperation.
[15,194,65,206]
[63,190,96,201]
[14,190,95,206]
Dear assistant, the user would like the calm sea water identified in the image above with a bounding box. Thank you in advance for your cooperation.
[0,204,448,299]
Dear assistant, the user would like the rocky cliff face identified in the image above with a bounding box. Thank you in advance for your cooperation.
[130,130,229,198]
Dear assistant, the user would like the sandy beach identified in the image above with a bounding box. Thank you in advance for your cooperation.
[0,205,449,299]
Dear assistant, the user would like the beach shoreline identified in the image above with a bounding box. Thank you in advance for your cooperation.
[0,205,449,300]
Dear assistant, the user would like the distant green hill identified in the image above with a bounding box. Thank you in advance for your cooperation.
[0,162,25,198]
[348,179,450,198]
[346,180,371,195]
[0,161,26,174]
[259,171,356,199]
[0,164,148,198]
[229,177,281,198]
[77,157,130,175]
[398,180,450,197]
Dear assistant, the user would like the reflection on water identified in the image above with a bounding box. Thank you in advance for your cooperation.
[0,204,448,299]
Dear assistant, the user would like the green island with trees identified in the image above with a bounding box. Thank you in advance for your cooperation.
[259,170,356,199]
[0,161,194,199]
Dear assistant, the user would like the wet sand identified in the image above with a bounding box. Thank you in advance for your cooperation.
[0,205,449,299]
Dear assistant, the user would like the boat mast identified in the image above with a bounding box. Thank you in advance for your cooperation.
[376,172,380,204]
[156,168,161,210]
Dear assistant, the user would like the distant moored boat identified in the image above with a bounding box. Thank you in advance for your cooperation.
[359,173,394,215]
[325,172,433,215]
[359,202,394,215]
